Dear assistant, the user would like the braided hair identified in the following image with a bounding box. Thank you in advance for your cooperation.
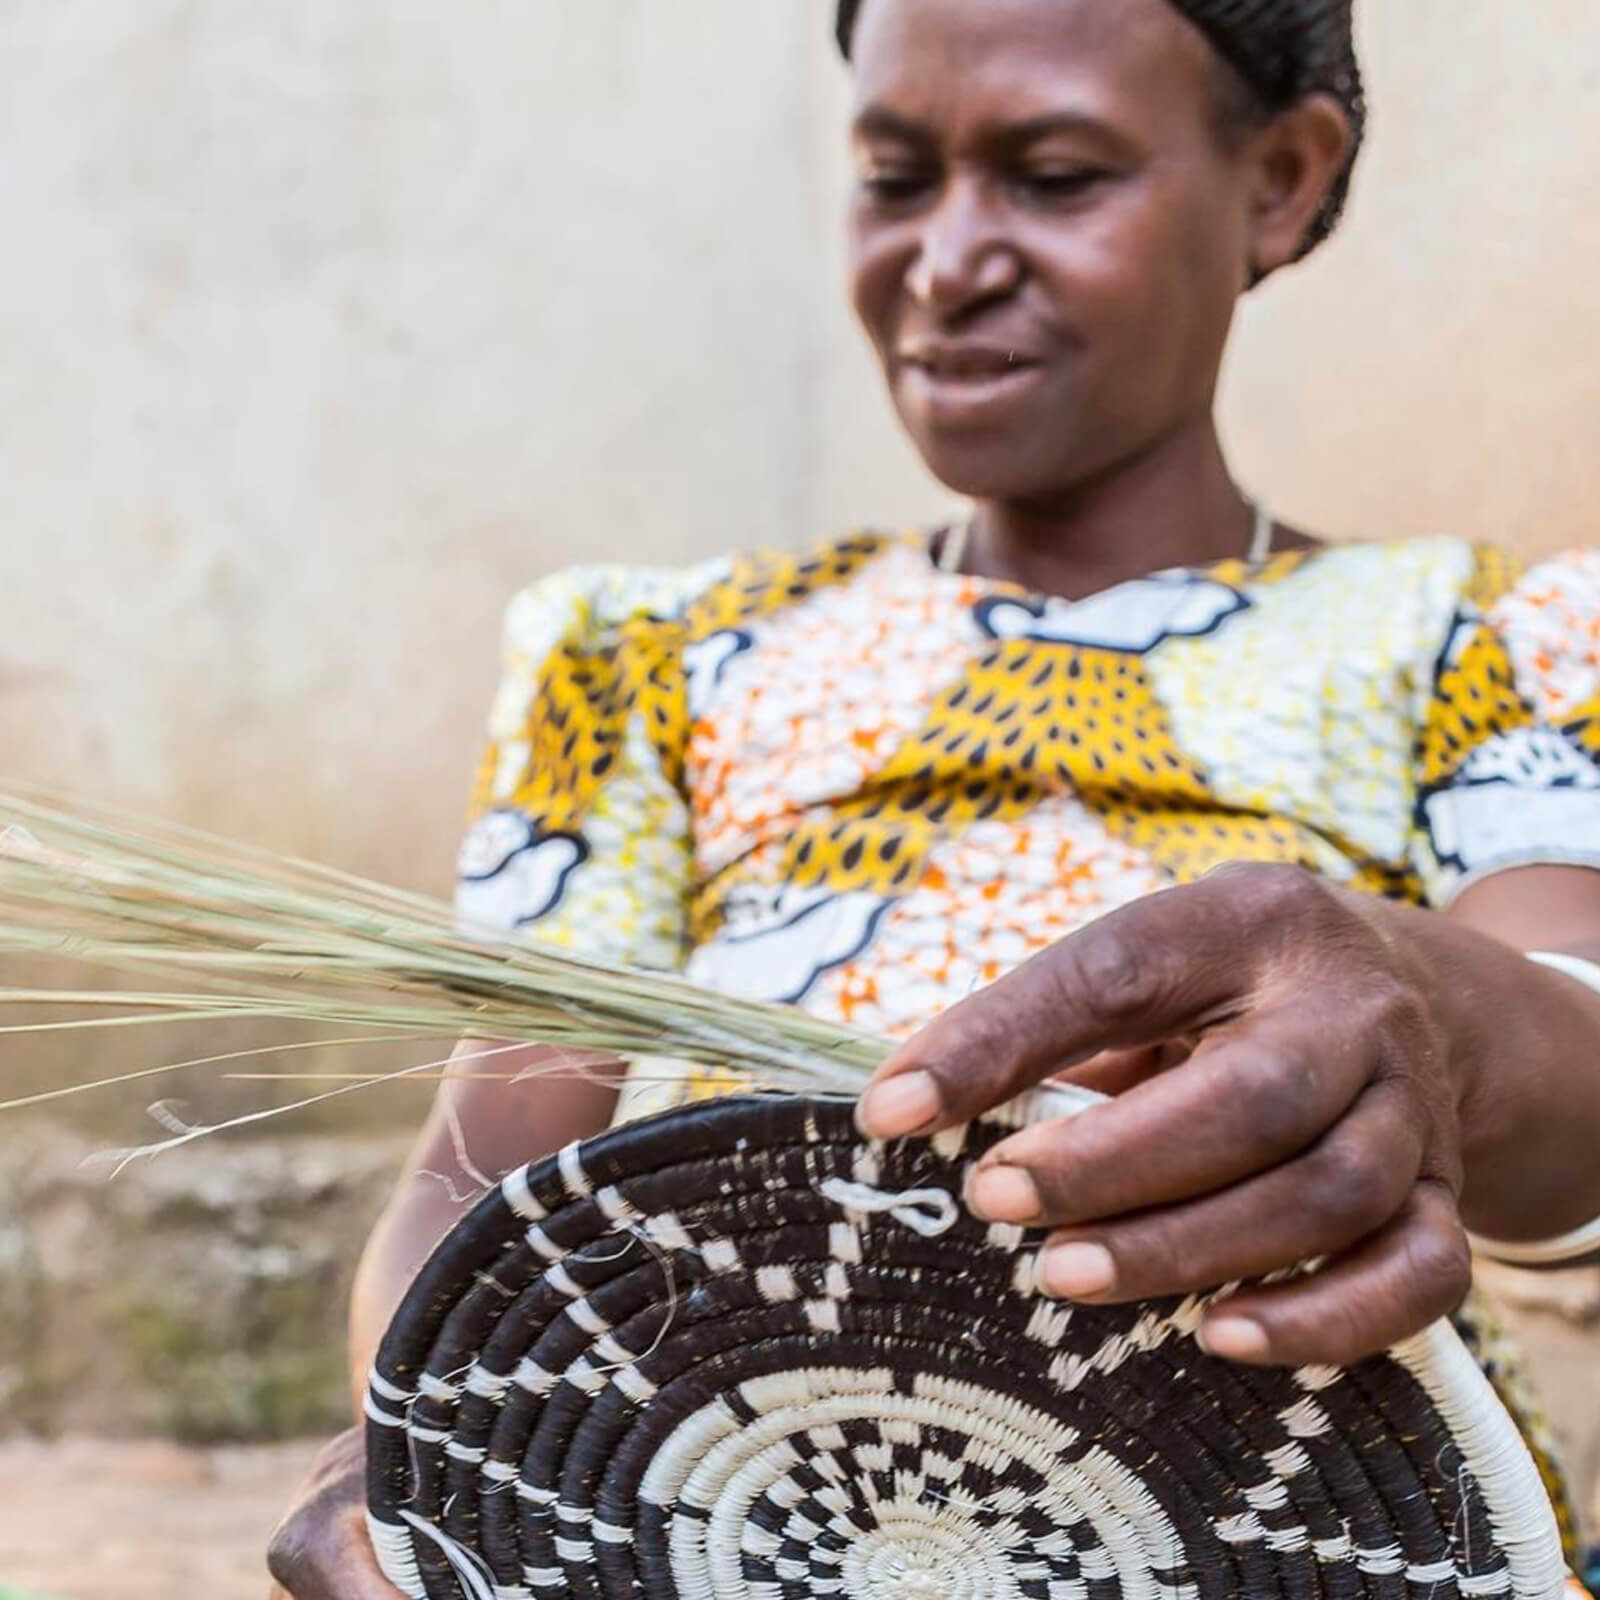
[833,0,1364,260]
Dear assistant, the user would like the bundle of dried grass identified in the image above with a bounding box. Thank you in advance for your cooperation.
[0,788,884,1152]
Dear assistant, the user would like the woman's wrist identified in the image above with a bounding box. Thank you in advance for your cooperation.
[1441,928,1600,1245]
[1465,951,1600,1265]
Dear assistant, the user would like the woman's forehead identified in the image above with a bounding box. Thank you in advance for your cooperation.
[848,0,1220,140]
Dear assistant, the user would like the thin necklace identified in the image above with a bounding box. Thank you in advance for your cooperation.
[935,500,1275,577]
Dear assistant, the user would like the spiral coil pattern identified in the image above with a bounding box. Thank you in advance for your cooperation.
[367,1095,1564,1600]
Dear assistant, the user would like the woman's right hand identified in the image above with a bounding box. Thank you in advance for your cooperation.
[266,1427,404,1600]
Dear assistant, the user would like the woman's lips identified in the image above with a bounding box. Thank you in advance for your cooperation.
[897,346,1047,426]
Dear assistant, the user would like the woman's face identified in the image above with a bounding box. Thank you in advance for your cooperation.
[848,0,1262,503]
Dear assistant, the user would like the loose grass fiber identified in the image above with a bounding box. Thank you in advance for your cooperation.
[0,789,885,1144]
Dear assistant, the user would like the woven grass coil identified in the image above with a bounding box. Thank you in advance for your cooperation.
[365,1093,1566,1600]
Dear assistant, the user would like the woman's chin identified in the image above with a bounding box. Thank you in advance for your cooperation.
[905,432,1073,505]
[894,392,1087,505]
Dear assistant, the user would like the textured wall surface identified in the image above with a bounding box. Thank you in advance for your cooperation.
[0,1,822,889]
[1220,0,1600,553]
[0,0,1595,1528]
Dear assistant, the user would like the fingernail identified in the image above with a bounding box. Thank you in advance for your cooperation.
[857,1071,941,1139]
[1038,1241,1117,1299]
[967,1164,1042,1223]
[1199,1315,1270,1362]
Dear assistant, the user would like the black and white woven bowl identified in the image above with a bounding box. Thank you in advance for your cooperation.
[366,1092,1566,1600]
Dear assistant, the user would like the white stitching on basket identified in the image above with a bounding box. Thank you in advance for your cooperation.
[817,1177,960,1238]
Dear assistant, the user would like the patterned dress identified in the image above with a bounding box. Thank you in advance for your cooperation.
[455,530,1600,1568]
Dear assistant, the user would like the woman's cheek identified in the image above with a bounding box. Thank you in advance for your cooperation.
[848,222,916,346]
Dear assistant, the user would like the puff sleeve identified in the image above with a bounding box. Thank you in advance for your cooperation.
[1412,548,1600,904]
[453,565,706,971]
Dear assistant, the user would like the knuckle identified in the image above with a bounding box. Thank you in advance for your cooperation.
[265,1521,312,1588]
[924,1007,1019,1103]
[1231,1043,1319,1154]
[1311,1297,1374,1366]
[1246,1290,1366,1369]
[1131,1224,1192,1293]
[1405,1197,1472,1312]
[1210,861,1325,920]
[1302,1138,1393,1235]
[1358,979,1433,1048]
[1052,932,1167,1032]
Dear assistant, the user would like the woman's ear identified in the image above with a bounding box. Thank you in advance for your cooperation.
[1245,93,1355,276]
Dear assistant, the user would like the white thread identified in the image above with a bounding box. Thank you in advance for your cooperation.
[595,1185,635,1225]
[466,1364,510,1401]
[441,1085,495,1195]
[368,1371,413,1404]
[645,1212,693,1251]
[546,1262,584,1299]
[566,1357,606,1394]
[614,1365,658,1404]
[500,1165,545,1222]
[524,1223,565,1263]
[567,1298,610,1336]
[557,1140,592,1198]
[396,1510,498,1600]
[756,1265,800,1303]
[817,1177,960,1238]
[513,1356,556,1395]
[367,1515,427,1599]
[364,1393,406,1428]
[700,1237,740,1272]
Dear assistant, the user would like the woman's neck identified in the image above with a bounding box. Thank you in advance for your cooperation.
[962,424,1278,600]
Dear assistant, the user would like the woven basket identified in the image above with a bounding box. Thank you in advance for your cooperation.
[365,1091,1567,1600]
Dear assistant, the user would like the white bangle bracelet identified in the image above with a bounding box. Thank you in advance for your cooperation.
[1467,950,1600,1268]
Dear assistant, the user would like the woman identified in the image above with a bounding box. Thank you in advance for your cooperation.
[268,1,1600,1594]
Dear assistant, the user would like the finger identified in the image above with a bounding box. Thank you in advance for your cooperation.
[1032,1083,1424,1301]
[968,1005,1378,1225]
[1196,1180,1471,1367]
[1054,1040,1193,1097]
[858,867,1322,1138]
[267,1507,405,1600]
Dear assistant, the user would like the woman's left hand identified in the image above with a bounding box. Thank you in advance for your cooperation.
[856,863,1485,1368]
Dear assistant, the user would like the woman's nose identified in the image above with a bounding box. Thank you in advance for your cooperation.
[904,178,1022,316]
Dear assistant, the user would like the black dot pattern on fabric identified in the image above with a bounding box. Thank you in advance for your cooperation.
[366,1095,1562,1600]
[834,0,1364,260]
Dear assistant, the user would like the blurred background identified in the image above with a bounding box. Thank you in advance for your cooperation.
[1,3,1597,1595]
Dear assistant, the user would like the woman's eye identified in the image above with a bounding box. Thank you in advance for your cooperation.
[859,171,937,205]
[1019,168,1110,200]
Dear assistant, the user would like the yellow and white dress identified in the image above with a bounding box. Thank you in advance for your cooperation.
[454,530,1600,1561]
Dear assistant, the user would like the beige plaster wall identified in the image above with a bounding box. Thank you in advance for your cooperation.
[1220,0,1600,554]
[0,1,823,891]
